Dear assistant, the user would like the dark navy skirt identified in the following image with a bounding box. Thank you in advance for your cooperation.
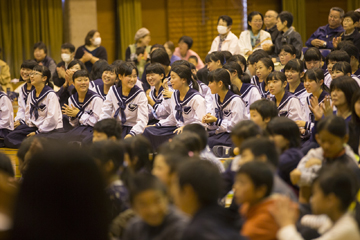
[122,126,133,139]
[207,131,233,149]
[63,125,93,145]
[0,129,11,148]
[142,126,177,151]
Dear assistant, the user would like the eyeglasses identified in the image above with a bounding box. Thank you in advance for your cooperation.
[251,20,263,23]
[279,53,290,57]
[343,18,353,23]
[29,72,42,77]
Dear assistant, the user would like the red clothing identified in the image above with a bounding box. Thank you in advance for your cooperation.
[240,198,279,240]
[173,48,205,70]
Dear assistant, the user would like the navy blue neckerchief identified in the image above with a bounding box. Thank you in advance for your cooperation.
[285,82,306,97]
[271,91,294,117]
[253,76,268,98]
[215,90,239,120]
[354,68,360,78]
[94,84,106,100]
[70,89,99,120]
[113,85,143,124]
[0,91,9,100]
[306,90,330,122]
[151,86,164,111]
[239,83,255,98]
[30,85,54,120]
[174,88,200,122]
[21,84,35,104]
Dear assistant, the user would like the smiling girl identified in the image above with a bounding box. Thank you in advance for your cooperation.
[89,64,118,100]
[256,57,274,98]
[284,59,309,105]
[100,62,148,139]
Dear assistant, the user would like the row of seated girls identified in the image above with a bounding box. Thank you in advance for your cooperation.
[0,44,359,156]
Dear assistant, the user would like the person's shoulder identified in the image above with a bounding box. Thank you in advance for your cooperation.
[240,30,250,36]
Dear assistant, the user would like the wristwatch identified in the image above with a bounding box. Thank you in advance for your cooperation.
[323,42,326,48]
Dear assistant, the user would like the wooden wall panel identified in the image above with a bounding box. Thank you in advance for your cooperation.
[97,0,116,63]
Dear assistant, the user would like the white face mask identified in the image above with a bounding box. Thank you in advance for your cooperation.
[93,37,101,46]
[61,53,72,63]
[217,25,228,35]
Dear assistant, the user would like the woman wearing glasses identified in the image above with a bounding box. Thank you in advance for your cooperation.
[238,11,273,57]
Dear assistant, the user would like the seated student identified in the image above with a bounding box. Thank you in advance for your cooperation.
[298,68,330,134]
[273,11,303,61]
[14,60,38,128]
[172,161,245,240]
[273,165,360,240]
[0,86,14,147]
[91,141,129,221]
[223,62,261,116]
[247,49,269,80]
[183,123,225,172]
[89,64,118,100]
[291,116,359,203]
[266,117,303,189]
[100,62,148,139]
[53,43,76,87]
[188,55,198,70]
[207,51,226,72]
[33,41,56,80]
[143,65,206,151]
[228,54,247,73]
[146,63,173,123]
[89,59,109,82]
[331,61,360,86]
[234,161,278,240]
[324,50,350,88]
[123,173,188,240]
[173,36,205,70]
[304,47,324,70]
[113,60,144,91]
[255,57,274,98]
[284,59,309,105]
[164,41,181,65]
[339,42,360,76]
[249,99,278,130]
[171,132,203,158]
[151,49,172,80]
[4,66,63,148]
[92,118,122,142]
[196,54,211,85]
[333,11,360,52]
[267,71,305,122]
[222,50,234,62]
[278,44,297,70]
[202,68,247,148]
[61,70,103,145]
[209,15,240,55]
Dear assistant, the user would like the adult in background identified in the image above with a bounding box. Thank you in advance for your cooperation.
[209,15,240,55]
[173,36,205,70]
[164,41,181,65]
[264,10,280,44]
[33,42,57,80]
[53,43,76,87]
[333,11,360,52]
[239,11,273,57]
[75,30,108,73]
[0,48,11,90]
[125,28,151,63]
[306,7,344,49]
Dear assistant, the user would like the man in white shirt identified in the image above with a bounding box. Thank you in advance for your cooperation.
[209,15,240,55]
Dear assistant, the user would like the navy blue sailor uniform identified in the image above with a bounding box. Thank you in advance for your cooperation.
[285,82,309,106]
[303,91,330,132]
[271,91,305,122]
[5,86,63,148]
[15,84,34,125]
[0,92,14,147]
[251,75,270,99]
[100,85,148,138]
[239,83,262,117]
[63,89,103,144]
[143,88,207,151]
[207,91,247,148]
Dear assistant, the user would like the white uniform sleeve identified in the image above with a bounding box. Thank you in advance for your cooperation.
[192,95,207,127]
[15,89,26,123]
[296,148,323,186]
[202,85,214,114]
[79,97,103,127]
[287,98,306,122]
[215,98,246,133]
[248,88,262,106]
[37,93,62,133]
[68,97,79,127]
[0,97,14,130]
[277,225,304,240]
[100,87,115,120]
[25,94,34,127]
[129,92,148,136]
[157,96,177,127]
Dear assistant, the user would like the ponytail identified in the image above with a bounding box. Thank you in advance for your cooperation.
[190,78,199,91]
[230,84,241,95]
[211,68,240,95]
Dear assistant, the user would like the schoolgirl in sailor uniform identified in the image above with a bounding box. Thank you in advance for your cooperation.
[89,64,118,100]
[100,62,148,139]
[284,59,309,106]
[5,66,63,148]
[145,63,173,123]
[203,68,247,148]
[62,70,103,144]
[0,90,14,147]
[223,62,261,116]
[267,71,305,122]
[143,65,206,151]
[14,60,37,128]
[254,57,274,99]
[331,62,360,86]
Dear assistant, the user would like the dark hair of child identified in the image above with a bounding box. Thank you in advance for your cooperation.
[278,11,293,27]
[280,44,297,57]
[230,120,262,140]
[351,90,360,126]
[247,50,269,65]
[116,62,138,87]
[90,59,109,81]
[240,137,279,167]
[91,141,125,174]
[0,152,14,177]
[150,49,171,66]
[249,99,278,120]
[157,141,189,160]
[72,69,89,81]
[150,44,166,52]
[304,68,330,92]
[317,115,348,138]
[33,65,53,88]
[123,135,153,173]
[265,71,287,85]
[183,124,208,150]
[237,161,274,198]
[20,60,38,81]
[221,51,233,62]
[103,64,118,75]
[172,132,203,154]
[304,47,323,62]
[284,58,304,75]
[209,51,226,65]
[330,76,360,108]
[223,61,251,83]
[68,59,87,71]
[326,50,350,64]
[178,36,193,49]
[340,42,359,60]
[204,54,212,64]
[93,119,123,140]
[146,63,165,80]
[258,57,275,72]
[266,117,301,148]
[128,173,167,204]
[61,43,76,53]
[332,61,352,76]
[177,160,221,205]
[228,54,247,72]
[171,65,199,91]
[136,46,146,56]
[208,68,241,95]
[189,55,198,64]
